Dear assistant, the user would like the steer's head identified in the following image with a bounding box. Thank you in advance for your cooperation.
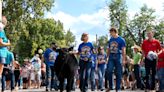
[56,46,74,55]
[56,46,74,61]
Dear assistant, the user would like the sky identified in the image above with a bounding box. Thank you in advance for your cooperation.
[45,0,164,49]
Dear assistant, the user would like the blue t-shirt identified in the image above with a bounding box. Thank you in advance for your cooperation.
[78,42,94,61]
[97,53,107,67]
[44,48,58,66]
[0,30,8,58]
[6,51,14,65]
[108,36,126,54]
[91,54,97,68]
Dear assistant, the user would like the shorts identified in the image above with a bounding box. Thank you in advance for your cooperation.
[2,68,10,81]
[0,57,6,64]
[23,78,28,83]
[30,72,35,81]
[35,73,41,81]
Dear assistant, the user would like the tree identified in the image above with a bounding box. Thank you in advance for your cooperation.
[65,29,76,47]
[16,18,76,59]
[107,1,163,56]
[2,0,55,54]
[97,35,108,47]
[108,0,128,36]
[154,20,164,42]
[127,5,156,45]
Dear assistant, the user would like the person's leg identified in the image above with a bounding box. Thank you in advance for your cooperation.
[46,64,51,91]
[79,60,85,91]
[134,65,141,89]
[10,70,15,91]
[98,66,105,90]
[50,66,55,90]
[84,62,91,91]
[0,64,4,78]
[125,75,130,89]
[145,58,151,90]
[115,55,123,91]
[90,68,96,91]
[53,72,58,90]
[36,74,41,88]
[106,59,114,90]
[151,59,157,90]
[1,70,6,91]
[98,67,102,90]
[158,68,164,91]
[101,66,105,90]
[105,69,108,89]
[0,58,5,78]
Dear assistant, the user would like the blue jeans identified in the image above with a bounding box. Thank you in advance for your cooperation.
[134,64,141,88]
[157,68,164,91]
[46,65,58,90]
[106,54,122,90]
[90,67,96,90]
[98,65,105,89]
[79,60,92,92]
[1,68,15,91]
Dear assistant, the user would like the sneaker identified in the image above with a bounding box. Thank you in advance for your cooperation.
[100,88,104,91]
[91,89,95,91]
[46,88,50,92]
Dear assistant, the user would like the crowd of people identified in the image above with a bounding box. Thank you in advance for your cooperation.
[0,16,163,92]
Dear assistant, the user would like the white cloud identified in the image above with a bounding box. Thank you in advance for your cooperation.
[46,7,110,49]
[46,0,163,49]
[47,7,109,36]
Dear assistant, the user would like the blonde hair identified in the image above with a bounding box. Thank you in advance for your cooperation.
[81,33,88,41]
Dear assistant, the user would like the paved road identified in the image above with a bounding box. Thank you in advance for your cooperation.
[4,88,145,92]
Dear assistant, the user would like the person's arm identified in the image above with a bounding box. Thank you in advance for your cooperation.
[77,45,81,56]
[107,48,110,58]
[157,41,162,53]
[138,53,142,65]
[0,38,10,46]
[141,42,145,63]
[122,47,126,65]
[121,38,126,65]
[43,50,48,62]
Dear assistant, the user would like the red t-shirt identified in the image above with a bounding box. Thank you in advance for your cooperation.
[157,49,164,69]
[142,39,161,57]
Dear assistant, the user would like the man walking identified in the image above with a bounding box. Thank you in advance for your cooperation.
[141,29,161,91]
[106,27,126,92]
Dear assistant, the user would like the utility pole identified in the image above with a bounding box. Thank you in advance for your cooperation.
[96,34,98,47]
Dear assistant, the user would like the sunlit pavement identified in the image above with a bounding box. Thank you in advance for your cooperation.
[3,88,145,92]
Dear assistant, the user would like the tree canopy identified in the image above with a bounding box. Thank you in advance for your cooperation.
[2,0,75,61]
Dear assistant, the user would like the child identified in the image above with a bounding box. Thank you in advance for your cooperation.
[132,45,142,89]
[30,54,42,89]
[122,56,130,90]
[20,59,30,89]
[97,46,107,91]
[13,61,21,90]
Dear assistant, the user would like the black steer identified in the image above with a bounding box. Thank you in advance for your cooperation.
[54,47,78,92]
